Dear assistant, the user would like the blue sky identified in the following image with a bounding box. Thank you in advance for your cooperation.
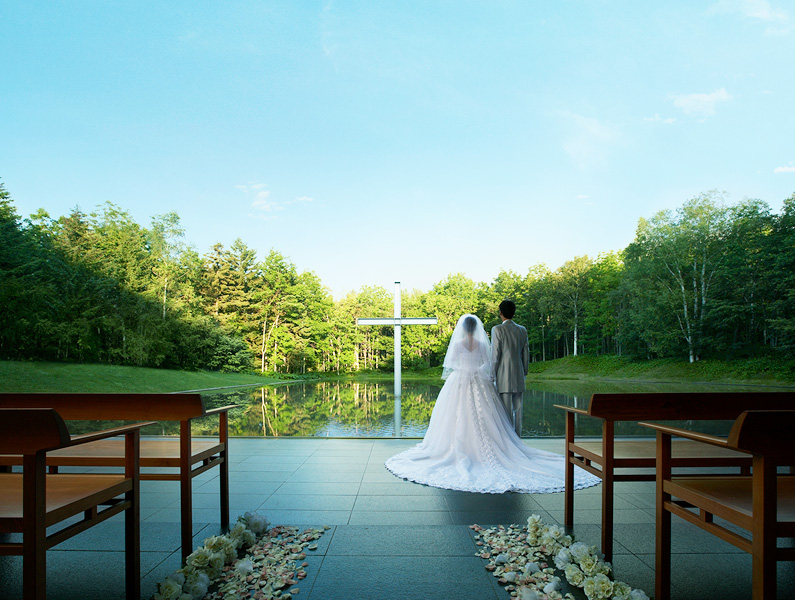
[2,1,793,299]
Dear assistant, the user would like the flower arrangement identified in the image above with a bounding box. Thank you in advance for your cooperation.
[471,514,649,600]
[153,512,326,600]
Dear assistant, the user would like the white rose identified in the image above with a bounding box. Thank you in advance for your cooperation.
[568,542,591,562]
[184,579,208,599]
[544,580,560,595]
[209,551,226,571]
[526,514,543,530]
[517,586,540,600]
[583,576,597,598]
[524,561,541,575]
[243,511,270,534]
[597,559,612,576]
[186,548,211,571]
[593,573,613,598]
[546,524,564,539]
[206,535,237,562]
[564,563,585,587]
[630,590,650,600]
[579,555,599,576]
[611,581,632,600]
[554,548,572,569]
[154,578,183,600]
[183,571,210,600]
[235,558,254,574]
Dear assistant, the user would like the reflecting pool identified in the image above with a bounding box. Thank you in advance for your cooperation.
[193,378,783,438]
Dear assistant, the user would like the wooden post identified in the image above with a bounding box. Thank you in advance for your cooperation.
[751,454,777,600]
[656,430,672,600]
[219,410,230,531]
[22,453,46,600]
[564,410,575,528]
[125,429,141,600]
[601,419,615,562]
[180,420,193,562]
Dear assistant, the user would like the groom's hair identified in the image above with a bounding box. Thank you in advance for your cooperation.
[499,300,516,319]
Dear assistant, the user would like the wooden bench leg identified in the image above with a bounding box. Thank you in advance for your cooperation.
[656,431,672,600]
[601,420,615,562]
[125,432,141,600]
[22,454,47,600]
[180,422,193,562]
[751,455,777,600]
[220,412,230,530]
[564,411,574,528]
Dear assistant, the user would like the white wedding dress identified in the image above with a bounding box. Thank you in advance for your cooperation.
[385,316,600,494]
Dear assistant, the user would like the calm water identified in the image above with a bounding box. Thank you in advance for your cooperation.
[187,377,788,438]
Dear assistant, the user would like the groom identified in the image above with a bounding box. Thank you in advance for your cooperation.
[491,299,529,437]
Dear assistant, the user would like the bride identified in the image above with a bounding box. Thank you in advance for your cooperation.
[385,314,599,494]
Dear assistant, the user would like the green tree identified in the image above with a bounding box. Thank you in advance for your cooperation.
[625,192,730,362]
[553,256,593,356]
[584,252,625,355]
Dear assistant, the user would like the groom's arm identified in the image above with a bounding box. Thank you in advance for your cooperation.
[491,325,502,382]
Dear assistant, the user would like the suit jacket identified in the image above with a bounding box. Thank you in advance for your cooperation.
[491,319,529,393]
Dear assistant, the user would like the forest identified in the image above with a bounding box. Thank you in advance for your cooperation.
[2,181,794,374]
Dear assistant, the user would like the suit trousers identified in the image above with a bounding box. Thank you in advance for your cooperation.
[499,392,523,437]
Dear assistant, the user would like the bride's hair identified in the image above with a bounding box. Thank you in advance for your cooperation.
[463,315,477,335]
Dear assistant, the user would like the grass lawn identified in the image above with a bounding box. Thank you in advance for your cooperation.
[0,360,291,393]
[2,355,794,394]
[525,354,795,385]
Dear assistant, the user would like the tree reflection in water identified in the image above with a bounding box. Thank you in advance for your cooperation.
[205,380,441,437]
[63,379,769,438]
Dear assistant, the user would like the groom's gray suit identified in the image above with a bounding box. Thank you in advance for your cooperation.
[491,318,529,437]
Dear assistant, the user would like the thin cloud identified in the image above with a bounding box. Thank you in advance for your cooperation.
[644,113,676,124]
[774,163,795,173]
[709,0,788,22]
[668,88,732,118]
[238,185,316,221]
[708,0,791,34]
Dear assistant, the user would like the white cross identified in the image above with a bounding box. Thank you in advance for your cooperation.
[357,282,438,435]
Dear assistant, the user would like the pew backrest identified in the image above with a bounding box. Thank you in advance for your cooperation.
[0,393,205,421]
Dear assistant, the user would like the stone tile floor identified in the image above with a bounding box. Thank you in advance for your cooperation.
[1,437,794,599]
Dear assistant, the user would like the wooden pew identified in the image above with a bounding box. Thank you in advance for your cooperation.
[554,392,795,561]
[0,408,151,600]
[0,393,237,561]
[642,411,795,600]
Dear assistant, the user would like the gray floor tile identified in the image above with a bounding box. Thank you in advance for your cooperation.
[288,470,364,483]
[229,469,291,482]
[546,508,656,526]
[253,509,351,526]
[307,555,500,600]
[326,525,478,556]
[358,482,447,496]
[260,493,357,511]
[443,491,543,512]
[275,481,362,496]
[347,511,452,525]
[354,494,449,512]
